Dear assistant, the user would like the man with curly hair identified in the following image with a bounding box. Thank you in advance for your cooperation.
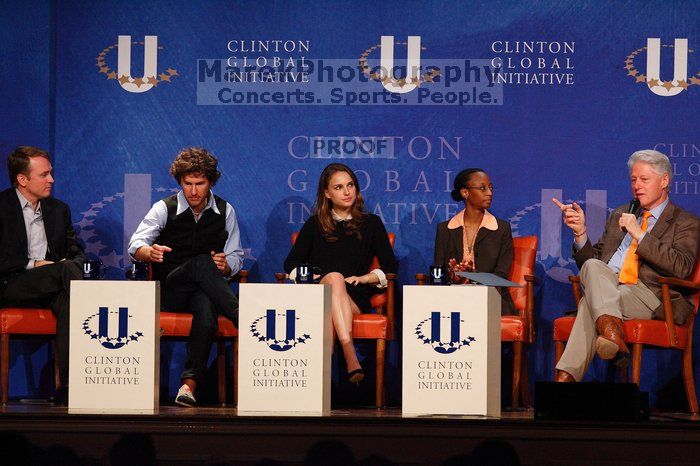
[128,147,244,406]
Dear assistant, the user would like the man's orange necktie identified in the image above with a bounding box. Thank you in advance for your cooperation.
[618,210,652,285]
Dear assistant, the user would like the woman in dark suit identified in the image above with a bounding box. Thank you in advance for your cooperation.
[434,168,515,314]
[284,163,397,383]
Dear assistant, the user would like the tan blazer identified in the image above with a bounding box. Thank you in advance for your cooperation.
[574,201,700,325]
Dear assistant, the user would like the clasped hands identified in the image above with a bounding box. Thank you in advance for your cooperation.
[448,258,474,284]
[147,244,230,275]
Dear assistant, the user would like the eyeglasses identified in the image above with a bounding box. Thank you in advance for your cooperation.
[465,185,495,192]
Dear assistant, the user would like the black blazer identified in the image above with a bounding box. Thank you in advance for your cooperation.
[434,213,515,315]
[0,188,84,288]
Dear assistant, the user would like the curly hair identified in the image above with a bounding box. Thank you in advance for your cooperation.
[169,147,221,185]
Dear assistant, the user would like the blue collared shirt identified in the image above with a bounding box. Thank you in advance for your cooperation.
[128,190,244,277]
[16,189,48,269]
[605,198,669,273]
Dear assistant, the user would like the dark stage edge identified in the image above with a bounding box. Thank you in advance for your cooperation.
[1,403,700,465]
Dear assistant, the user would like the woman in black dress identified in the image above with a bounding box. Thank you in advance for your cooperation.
[433,168,515,314]
[284,163,397,383]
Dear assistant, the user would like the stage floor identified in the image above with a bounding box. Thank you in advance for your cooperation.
[1,402,700,465]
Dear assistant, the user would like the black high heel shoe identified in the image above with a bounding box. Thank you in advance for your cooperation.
[348,368,365,385]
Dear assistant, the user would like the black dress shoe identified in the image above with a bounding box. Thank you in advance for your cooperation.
[54,386,68,406]
[348,368,365,385]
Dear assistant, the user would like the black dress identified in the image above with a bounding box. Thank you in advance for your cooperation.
[284,214,398,311]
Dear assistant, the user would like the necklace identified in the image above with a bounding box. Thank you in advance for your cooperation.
[461,211,483,262]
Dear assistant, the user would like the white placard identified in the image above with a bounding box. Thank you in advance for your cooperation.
[238,283,331,415]
[402,285,501,417]
[69,281,159,413]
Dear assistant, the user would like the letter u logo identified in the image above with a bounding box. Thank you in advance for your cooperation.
[431,311,460,354]
[117,35,158,93]
[380,35,421,94]
[646,38,688,97]
[99,307,129,349]
[431,268,443,280]
[266,309,296,352]
[83,263,92,274]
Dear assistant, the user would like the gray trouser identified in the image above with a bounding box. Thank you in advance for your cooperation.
[555,259,660,381]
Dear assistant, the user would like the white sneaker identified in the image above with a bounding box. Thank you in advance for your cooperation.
[175,384,196,407]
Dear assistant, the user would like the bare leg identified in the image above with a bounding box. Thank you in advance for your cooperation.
[320,273,362,376]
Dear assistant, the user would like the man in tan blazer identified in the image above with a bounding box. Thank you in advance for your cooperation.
[553,149,699,382]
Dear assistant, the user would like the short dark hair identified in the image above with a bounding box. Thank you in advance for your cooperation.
[169,147,221,185]
[7,146,51,188]
[450,168,486,202]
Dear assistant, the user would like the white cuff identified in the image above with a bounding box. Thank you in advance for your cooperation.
[288,268,297,282]
[25,259,35,270]
[370,268,387,288]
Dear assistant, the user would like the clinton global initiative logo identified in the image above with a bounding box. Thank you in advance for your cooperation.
[96,35,179,93]
[83,307,143,349]
[359,35,440,94]
[250,309,310,352]
[625,38,700,96]
[415,312,476,354]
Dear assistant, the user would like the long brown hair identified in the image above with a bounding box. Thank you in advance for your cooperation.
[314,163,367,241]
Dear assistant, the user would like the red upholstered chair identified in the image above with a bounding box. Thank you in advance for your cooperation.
[157,269,248,406]
[553,253,700,413]
[0,308,59,404]
[416,235,538,409]
[275,232,397,408]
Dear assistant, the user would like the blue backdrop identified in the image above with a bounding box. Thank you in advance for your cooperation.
[1,0,698,407]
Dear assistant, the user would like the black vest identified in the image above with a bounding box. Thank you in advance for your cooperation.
[151,194,228,282]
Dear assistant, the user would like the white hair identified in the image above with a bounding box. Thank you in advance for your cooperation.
[627,149,672,184]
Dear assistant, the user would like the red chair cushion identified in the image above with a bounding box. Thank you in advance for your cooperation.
[352,313,387,339]
[501,315,526,342]
[159,312,237,338]
[553,316,575,342]
[552,315,689,349]
[624,319,688,349]
[0,308,56,335]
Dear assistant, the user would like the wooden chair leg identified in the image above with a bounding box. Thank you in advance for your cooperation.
[217,339,226,405]
[511,341,522,409]
[233,337,239,407]
[631,343,642,385]
[53,340,60,390]
[554,341,564,379]
[376,338,386,409]
[520,352,531,409]
[1,334,9,404]
[683,344,698,414]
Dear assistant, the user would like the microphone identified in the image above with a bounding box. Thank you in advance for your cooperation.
[622,198,641,233]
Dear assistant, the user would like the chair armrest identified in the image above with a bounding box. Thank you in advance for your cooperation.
[274,273,287,284]
[568,275,583,305]
[660,282,679,346]
[522,276,538,342]
[415,273,428,285]
[658,276,700,291]
[385,273,397,341]
[234,270,249,283]
[524,274,541,285]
